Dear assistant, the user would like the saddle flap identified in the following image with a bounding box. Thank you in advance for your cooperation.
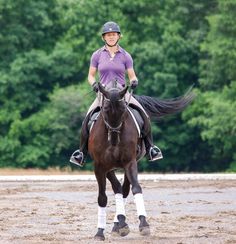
[127,106,144,138]
[88,111,100,132]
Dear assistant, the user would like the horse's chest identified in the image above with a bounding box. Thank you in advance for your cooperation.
[104,146,134,164]
[89,121,137,164]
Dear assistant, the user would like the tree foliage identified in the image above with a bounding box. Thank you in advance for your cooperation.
[188,0,236,171]
[0,0,235,172]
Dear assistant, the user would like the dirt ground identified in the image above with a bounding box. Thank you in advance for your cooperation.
[0,178,236,244]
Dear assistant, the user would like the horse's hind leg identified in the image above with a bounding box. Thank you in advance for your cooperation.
[94,167,107,241]
[106,171,130,237]
[125,162,150,236]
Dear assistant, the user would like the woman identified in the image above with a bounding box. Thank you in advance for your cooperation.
[70,21,162,167]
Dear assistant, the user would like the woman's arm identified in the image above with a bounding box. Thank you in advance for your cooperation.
[127,68,138,84]
[88,66,97,86]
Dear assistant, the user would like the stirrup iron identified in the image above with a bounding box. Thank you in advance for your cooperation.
[149,146,163,161]
[70,150,84,167]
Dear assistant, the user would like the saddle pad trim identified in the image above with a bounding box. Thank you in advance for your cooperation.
[127,107,141,137]
[89,112,100,133]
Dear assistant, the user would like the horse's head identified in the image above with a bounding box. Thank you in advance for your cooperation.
[98,82,129,145]
[98,81,128,101]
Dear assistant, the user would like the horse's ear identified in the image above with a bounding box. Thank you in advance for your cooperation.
[98,82,109,98]
[119,86,129,98]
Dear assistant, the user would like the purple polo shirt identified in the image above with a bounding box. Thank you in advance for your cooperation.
[90,46,133,86]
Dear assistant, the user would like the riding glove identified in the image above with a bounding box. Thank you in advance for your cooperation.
[92,82,99,93]
[130,80,138,90]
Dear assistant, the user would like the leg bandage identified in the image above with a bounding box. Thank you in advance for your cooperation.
[134,193,147,217]
[97,206,106,229]
[113,193,126,222]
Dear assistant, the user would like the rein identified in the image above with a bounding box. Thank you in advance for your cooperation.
[126,89,133,105]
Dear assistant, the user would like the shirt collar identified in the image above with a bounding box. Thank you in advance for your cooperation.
[101,45,124,53]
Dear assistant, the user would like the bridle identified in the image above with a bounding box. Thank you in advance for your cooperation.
[101,90,128,143]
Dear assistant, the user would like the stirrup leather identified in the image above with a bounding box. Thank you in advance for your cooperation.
[148,146,163,161]
[70,150,84,167]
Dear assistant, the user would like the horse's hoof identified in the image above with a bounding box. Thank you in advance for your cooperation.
[111,230,119,237]
[111,223,120,236]
[139,226,150,236]
[94,228,105,241]
[118,224,130,237]
[94,234,105,241]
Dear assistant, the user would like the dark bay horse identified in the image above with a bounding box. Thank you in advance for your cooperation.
[88,82,194,241]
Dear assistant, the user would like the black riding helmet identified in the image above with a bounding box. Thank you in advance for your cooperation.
[101,21,121,35]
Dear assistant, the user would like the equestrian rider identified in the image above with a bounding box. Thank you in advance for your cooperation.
[70,21,163,167]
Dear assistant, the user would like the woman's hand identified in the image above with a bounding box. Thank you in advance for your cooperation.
[130,80,138,90]
[92,82,99,93]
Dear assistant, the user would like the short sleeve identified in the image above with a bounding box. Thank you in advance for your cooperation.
[124,52,133,69]
[90,50,100,68]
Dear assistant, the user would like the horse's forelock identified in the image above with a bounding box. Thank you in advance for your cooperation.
[105,81,125,102]
[109,89,120,103]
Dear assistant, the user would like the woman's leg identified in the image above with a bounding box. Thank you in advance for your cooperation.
[70,95,101,166]
[125,93,163,161]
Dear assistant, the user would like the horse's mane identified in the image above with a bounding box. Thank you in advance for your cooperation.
[133,87,195,118]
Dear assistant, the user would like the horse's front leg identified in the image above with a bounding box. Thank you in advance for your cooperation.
[94,166,107,241]
[125,161,150,236]
[122,172,131,199]
[106,171,130,237]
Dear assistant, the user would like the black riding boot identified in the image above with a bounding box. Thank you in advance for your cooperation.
[70,112,91,167]
[135,106,163,161]
[143,130,163,161]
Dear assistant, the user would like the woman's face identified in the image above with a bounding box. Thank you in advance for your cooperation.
[103,32,120,46]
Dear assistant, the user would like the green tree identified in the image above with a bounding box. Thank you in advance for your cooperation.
[1,0,233,172]
[188,0,236,171]
[120,0,216,172]
[1,83,93,168]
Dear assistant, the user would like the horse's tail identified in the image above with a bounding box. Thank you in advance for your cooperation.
[133,87,195,118]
